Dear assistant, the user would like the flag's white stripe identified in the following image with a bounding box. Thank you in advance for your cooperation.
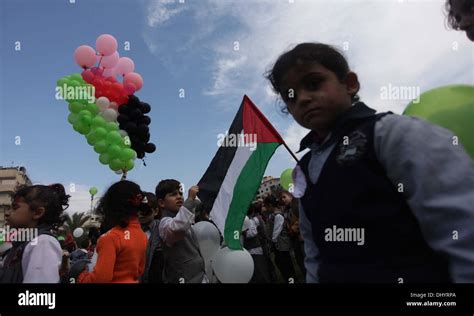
[209,145,253,234]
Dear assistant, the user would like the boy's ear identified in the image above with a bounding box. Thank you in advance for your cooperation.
[344,71,360,98]
[158,199,165,209]
[32,207,46,221]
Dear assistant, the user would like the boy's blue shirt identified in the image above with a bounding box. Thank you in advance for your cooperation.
[295,103,474,283]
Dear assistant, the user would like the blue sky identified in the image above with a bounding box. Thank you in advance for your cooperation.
[1,0,472,214]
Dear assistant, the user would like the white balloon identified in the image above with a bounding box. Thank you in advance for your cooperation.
[109,102,119,110]
[192,221,221,262]
[213,247,254,283]
[73,227,84,238]
[96,97,110,111]
[102,108,118,122]
[119,130,129,138]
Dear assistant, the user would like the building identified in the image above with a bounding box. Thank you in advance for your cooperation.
[0,166,32,228]
[256,176,280,200]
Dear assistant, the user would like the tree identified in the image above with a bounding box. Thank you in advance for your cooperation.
[62,212,91,234]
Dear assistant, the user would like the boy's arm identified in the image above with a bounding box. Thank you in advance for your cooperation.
[299,199,320,283]
[271,214,284,242]
[159,206,195,246]
[375,114,474,282]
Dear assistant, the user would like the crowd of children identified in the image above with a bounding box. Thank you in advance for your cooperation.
[0,0,473,283]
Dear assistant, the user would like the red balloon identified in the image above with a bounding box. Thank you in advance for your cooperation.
[81,70,95,83]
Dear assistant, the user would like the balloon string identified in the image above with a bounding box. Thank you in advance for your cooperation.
[142,159,147,167]
[97,55,104,68]
[121,170,127,181]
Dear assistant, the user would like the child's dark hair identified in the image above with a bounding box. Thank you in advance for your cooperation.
[266,42,359,113]
[144,192,158,210]
[445,0,473,30]
[247,201,262,216]
[13,183,70,228]
[96,180,143,229]
[155,179,181,200]
[263,195,279,208]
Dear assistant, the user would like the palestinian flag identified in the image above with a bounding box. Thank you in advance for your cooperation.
[198,95,284,250]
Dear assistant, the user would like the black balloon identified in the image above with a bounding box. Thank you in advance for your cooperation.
[117,114,130,124]
[118,95,155,160]
[145,143,156,153]
[142,103,151,114]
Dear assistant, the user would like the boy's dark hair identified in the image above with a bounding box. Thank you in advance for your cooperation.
[13,183,70,228]
[78,238,90,249]
[445,0,473,30]
[263,195,279,208]
[155,179,181,200]
[96,180,143,229]
[247,201,262,216]
[266,42,359,113]
[144,192,158,209]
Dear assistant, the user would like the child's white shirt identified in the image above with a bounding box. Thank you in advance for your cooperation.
[22,235,62,283]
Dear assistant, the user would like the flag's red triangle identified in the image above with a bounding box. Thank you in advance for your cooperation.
[242,95,284,144]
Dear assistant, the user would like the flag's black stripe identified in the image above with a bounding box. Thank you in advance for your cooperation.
[197,101,244,213]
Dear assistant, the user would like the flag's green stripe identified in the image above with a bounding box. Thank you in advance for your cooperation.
[224,142,281,250]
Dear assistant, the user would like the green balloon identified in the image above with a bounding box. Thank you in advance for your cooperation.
[99,153,111,165]
[108,144,122,158]
[106,131,123,145]
[68,113,79,125]
[109,158,124,171]
[81,115,92,126]
[119,148,136,161]
[85,103,100,116]
[94,140,108,154]
[105,122,119,132]
[91,116,106,129]
[86,132,98,145]
[93,127,107,139]
[124,159,135,171]
[89,187,98,196]
[78,109,92,119]
[403,85,474,160]
[78,123,91,135]
[70,73,83,82]
[69,80,80,87]
[68,101,85,114]
[280,168,294,191]
[57,78,68,87]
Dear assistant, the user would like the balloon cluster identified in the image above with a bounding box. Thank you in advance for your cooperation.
[118,95,156,159]
[57,73,136,172]
[57,34,156,174]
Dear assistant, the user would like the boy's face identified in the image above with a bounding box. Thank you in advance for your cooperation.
[158,189,184,213]
[137,207,157,225]
[280,193,292,206]
[4,197,39,229]
[280,62,359,134]
[450,0,474,41]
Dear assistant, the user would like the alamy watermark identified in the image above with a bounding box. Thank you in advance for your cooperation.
[324,225,365,246]
[380,83,420,103]
[0,226,39,245]
[217,131,257,151]
[55,84,95,104]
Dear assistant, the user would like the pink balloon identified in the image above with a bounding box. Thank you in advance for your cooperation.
[96,34,118,56]
[103,67,117,78]
[74,45,97,69]
[101,52,120,69]
[124,82,136,95]
[115,57,135,76]
[124,72,143,91]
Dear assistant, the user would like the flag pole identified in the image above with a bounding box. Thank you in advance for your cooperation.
[282,142,299,163]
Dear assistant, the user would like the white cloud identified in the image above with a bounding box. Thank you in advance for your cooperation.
[147,0,188,27]
[144,0,472,113]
